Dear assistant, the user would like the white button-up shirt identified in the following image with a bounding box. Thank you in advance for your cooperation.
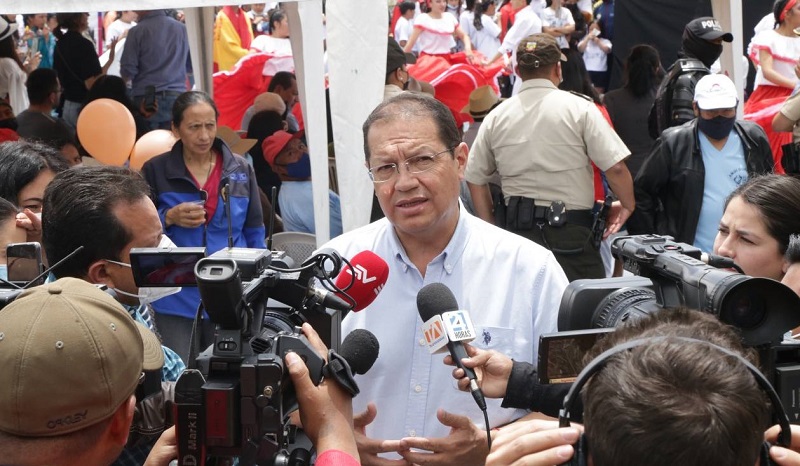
[323,206,568,445]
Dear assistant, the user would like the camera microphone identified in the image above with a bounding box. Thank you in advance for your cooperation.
[333,251,389,313]
[416,282,487,412]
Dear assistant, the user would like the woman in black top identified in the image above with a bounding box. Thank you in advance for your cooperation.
[53,13,115,129]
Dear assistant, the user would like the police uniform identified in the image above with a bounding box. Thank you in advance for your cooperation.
[466,72,629,280]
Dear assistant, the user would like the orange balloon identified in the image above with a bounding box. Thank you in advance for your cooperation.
[76,98,136,166]
[130,130,178,170]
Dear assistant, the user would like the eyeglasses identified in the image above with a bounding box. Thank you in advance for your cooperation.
[368,147,455,183]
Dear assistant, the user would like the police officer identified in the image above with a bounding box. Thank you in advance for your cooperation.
[466,33,635,281]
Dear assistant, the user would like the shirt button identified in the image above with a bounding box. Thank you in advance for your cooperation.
[419,338,426,346]
[414,385,422,393]
[409,430,416,437]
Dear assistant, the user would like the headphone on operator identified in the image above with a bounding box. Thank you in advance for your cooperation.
[557,336,793,466]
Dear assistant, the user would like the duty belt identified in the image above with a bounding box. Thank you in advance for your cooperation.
[505,196,594,230]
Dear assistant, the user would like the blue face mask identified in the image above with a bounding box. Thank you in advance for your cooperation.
[286,153,312,178]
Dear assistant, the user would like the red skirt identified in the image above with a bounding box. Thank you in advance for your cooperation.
[744,85,792,174]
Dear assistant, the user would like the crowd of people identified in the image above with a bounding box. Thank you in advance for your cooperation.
[3,1,800,466]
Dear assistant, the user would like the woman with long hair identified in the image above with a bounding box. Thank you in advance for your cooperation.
[603,44,663,177]
[744,0,800,173]
[53,13,116,128]
[459,0,501,59]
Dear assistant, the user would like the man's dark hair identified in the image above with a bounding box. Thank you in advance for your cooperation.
[0,141,69,206]
[267,71,296,93]
[25,68,59,105]
[582,308,769,466]
[42,166,153,279]
[362,92,461,161]
[399,1,416,15]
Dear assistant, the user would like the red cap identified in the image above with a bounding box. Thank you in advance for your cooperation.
[0,128,19,143]
[261,130,304,166]
[334,251,390,312]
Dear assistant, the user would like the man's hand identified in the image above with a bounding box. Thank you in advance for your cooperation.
[398,409,489,466]
[143,426,177,466]
[139,95,159,118]
[604,200,632,238]
[285,342,359,461]
[487,419,581,466]
[443,343,512,399]
[766,424,800,465]
[353,403,408,466]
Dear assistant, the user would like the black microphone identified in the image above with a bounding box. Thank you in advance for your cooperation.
[416,282,487,411]
[324,329,380,396]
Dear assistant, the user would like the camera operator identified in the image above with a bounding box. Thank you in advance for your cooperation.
[0,278,177,466]
[448,308,799,466]
[144,322,361,466]
[41,166,186,464]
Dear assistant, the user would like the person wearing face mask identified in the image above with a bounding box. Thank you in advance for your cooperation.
[628,74,773,254]
[41,166,186,466]
[649,17,732,139]
[262,130,343,238]
[384,38,415,100]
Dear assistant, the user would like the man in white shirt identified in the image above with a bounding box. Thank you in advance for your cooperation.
[394,1,416,47]
[323,92,568,466]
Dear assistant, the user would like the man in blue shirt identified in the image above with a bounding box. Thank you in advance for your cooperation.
[120,10,192,130]
[629,74,773,251]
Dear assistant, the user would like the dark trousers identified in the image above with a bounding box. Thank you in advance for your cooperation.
[508,223,605,282]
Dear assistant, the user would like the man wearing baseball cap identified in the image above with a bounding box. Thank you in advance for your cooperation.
[467,33,635,281]
[630,74,773,252]
[650,16,734,137]
[0,277,170,465]
[262,130,343,238]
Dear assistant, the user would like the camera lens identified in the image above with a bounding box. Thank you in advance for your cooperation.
[720,288,765,330]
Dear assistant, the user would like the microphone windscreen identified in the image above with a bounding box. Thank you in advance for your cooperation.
[339,329,380,375]
[334,251,389,312]
[416,282,459,322]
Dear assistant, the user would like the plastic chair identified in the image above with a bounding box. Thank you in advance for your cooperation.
[269,231,318,265]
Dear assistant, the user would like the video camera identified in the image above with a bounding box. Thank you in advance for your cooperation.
[539,235,800,418]
[130,246,356,466]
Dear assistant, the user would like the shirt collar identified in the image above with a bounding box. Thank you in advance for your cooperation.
[519,78,558,92]
[388,202,469,276]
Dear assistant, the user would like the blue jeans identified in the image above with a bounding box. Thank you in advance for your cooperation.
[62,99,82,130]
[135,92,180,131]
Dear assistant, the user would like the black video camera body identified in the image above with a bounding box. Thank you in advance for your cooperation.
[150,247,350,466]
[543,234,800,421]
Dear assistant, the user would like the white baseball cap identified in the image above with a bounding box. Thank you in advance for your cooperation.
[694,74,738,110]
[0,17,18,43]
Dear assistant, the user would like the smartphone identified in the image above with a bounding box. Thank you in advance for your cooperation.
[6,242,45,287]
[143,85,157,113]
[591,29,601,37]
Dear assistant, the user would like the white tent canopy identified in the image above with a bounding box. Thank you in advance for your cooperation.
[5,0,746,243]
[6,0,383,247]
